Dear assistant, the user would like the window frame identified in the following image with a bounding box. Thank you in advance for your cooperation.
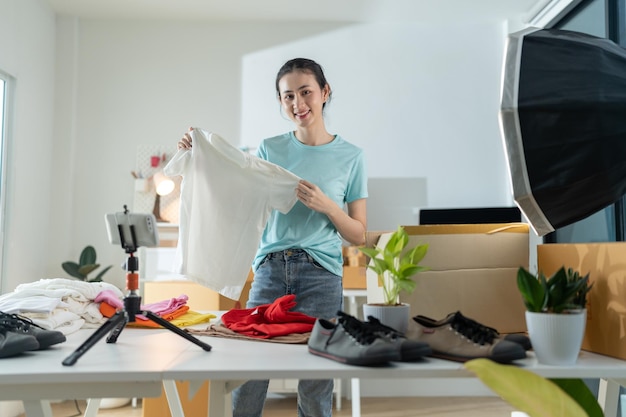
[0,71,14,294]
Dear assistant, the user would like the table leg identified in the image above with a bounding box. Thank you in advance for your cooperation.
[209,381,232,417]
[598,378,620,417]
[163,380,185,417]
[84,399,101,417]
[335,378,342,410]
[351,378,361,417]
[22,400,52,417]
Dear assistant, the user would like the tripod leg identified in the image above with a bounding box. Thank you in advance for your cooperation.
[106,311,129,344]
[142,310,212,351]
[62,312,127,366]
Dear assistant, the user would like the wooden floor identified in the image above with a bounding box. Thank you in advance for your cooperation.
[31,395,517,416]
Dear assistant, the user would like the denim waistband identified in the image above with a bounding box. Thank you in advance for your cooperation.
[267,248,307,259]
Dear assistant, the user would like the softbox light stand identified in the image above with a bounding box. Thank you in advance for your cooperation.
[62,206,211,366]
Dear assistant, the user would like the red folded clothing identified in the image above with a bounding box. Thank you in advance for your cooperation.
[221,294,316,338]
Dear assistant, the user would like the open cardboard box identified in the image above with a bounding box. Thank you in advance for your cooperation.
[365,224,529,334]
[537,242,626,360]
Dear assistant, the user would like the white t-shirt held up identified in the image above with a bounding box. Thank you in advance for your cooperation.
[164,129,301,300]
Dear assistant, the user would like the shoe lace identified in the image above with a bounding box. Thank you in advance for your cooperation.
[335,311,379,346]
[0,312,41,332]
[450,312,497,345]
[365,316,404,339]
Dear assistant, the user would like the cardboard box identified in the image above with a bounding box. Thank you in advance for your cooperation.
[366,223,529,333]
[143,269,254,311]
[342,246,367,266]
[537,242,626,360]
[343,266,367,289]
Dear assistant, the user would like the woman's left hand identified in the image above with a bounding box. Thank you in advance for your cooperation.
[296,180,333,214]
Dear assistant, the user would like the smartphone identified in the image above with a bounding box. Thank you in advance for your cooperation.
[104,212,159,248]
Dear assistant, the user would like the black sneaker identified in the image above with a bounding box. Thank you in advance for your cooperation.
[415,311,531,350]
[0,324,39,358]
[411,311,526,363]
[0,313,66,349]
[308,311,400,365]
[363,316,431,361]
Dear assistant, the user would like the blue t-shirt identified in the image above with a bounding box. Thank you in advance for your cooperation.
[253,132,368,276]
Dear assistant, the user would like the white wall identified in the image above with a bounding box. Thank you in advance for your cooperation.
[0,2,56,416]
[0,0,55,293]
[241,21,515,211]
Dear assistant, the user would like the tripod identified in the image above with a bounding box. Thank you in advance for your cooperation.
[62,211,212,366]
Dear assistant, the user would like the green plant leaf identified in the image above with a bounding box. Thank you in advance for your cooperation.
[64,245,112,282]
[94,264,114,281]
[359,226,428,305]
[61,261,82,279]
[358,246,380,260]
[78,264,99,278]
[517,267,545,312]
[368,257,389,276]
[79,246,97,266]
[404,244,428,266]
[550,379,604,417]
[396,278,416,294]
[464,359,588,417]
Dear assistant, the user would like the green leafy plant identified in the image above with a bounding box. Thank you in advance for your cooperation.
[359,226,429,306]
[517,266,593,314]
[62,245,113,283]
[465,358,603,417]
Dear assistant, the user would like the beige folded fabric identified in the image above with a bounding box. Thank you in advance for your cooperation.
[186,322,310,344]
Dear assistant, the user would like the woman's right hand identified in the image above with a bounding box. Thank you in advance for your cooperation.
[177,127,193,150]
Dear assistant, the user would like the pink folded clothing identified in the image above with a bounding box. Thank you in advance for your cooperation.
[140,294,189,316]
[94,290,189,321]
[94,289,124,309]
[221,294,316,339]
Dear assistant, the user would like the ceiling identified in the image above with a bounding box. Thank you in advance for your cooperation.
[44,0,548,23]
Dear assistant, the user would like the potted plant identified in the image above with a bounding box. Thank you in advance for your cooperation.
[517,266,593,365]
[62,245,113,283]
[359,226,428,333]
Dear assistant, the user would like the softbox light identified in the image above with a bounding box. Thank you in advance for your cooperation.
[500,27,626,236]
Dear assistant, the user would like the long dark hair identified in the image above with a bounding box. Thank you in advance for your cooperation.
[275,58,332,109]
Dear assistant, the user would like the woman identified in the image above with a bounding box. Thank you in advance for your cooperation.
[178,57,367,417]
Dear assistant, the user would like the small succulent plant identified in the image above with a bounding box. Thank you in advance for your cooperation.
[517,266,593,314]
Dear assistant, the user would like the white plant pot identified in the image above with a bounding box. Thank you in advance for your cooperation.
[525,309,587,366]
[362,303,410,334]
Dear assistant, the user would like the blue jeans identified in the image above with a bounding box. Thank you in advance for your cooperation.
[231,249,343,417]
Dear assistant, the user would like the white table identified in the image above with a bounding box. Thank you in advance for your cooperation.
[163,334,626,417]
[4,325,626,417]
[0,327,200,417]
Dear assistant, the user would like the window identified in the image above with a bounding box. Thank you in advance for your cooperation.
[0,71,11,293]
[546,0,623,244]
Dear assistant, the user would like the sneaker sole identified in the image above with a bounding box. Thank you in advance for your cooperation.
[308,346,398,366]
[399,345,433,362]
[36,333,67,350]
[429,349,526,364]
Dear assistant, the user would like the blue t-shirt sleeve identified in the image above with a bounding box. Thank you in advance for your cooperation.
[345,149,368,203]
